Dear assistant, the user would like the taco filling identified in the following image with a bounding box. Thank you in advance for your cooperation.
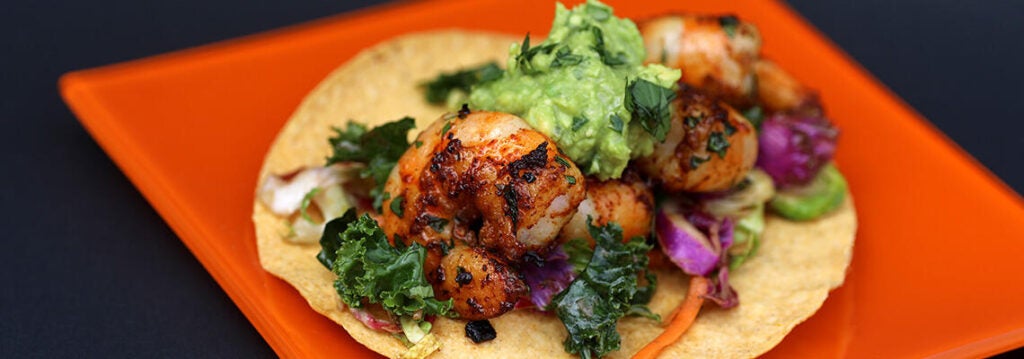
[253,1,856,358]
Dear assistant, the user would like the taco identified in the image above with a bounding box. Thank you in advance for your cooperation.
[253,2,855,358]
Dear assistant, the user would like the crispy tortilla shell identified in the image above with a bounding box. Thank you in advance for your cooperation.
[253,30,857,358]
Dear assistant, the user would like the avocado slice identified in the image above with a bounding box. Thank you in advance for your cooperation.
[769,164,847,221]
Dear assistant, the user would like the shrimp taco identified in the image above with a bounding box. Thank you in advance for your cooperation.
[253,1,856,358]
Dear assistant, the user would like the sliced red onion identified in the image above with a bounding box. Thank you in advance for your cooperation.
[756,114,838,188]
[349,307,401,333]
[655,206,720,276]
[520,246,576,309]
[703,265,738,308]
[657,204,740,308]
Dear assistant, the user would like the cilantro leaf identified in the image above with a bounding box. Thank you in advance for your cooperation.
[742,105,764,130]
[549,218,657,359]
[317,209,455,318]
[624,78,675,142]
[551,47,584,68]
[690,154,710,169]
[707,131,730,158]
[719,15,740,38]
[516,33,555,74]
[422,62,503,104]
[389,195,405,218]
[608,113,624,134]
[685,115,700,128]
[589,26,628,66]
[326,117,416,212]
[571,116,589,131]
[425,215,449,232]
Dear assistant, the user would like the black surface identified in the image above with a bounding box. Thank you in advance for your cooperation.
[1,0,1021,357]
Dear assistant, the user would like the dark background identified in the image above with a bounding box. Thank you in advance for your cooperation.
[2,0,1021,357]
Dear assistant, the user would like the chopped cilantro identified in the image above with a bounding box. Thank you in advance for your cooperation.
[608,113,624,134]
[690,155,710,169]
[327,117,415,213]
[441,121,452,137]
[425,215,449,232]
[566,175,577,185]
[742,106,764,130]
[685,115,700,128]
[589,26,627,66]
[571,116,589,131]
[516,33,555,73]
[437,239,454,256]
[707,132,730,158]
[551,47,584,68]
[390,195,405,218]
[555,156,571,168]
[422,62,503,104]
[720,15,739,38]
[723,119,737,136]
[376,192,390,216]
[625,78,675,142]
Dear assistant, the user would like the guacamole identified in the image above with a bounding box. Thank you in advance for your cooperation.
[468,0,680,180]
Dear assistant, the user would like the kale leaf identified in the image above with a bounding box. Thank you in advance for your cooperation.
[326,117,416,212]
[317,208,454,318]
[624,78,675,142]
[562,238,593,274]
[549,218,658,359]
[422,62,503,104]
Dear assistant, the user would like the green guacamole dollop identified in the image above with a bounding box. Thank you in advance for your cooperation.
[468,0,680,180]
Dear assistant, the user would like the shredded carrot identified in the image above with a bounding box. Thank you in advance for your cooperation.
[632,276,709,359]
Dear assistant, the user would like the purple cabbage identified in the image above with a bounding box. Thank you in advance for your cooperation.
[520,246,577,309]
[655,209,720,276]
[656,205,739,308]
[756,114,839,188]
[703,265,738,308]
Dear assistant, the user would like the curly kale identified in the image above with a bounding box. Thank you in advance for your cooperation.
[317,209,453,318]
[549,218,658,359]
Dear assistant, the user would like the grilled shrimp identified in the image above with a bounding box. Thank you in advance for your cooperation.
[636,85,758,193]
[755,59,823,115]
[435,244,525,320]
[558,171,654,245]
[639,14,762,108]
[380,110,585,319]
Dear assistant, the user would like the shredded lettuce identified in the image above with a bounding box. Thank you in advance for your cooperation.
[729,203,765,270]
[549,218,658,359]
[399,316,433,344]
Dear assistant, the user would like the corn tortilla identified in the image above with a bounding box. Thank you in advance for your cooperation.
[253,30,857,358]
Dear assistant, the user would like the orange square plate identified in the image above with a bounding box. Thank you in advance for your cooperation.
[59,0,1024,357]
